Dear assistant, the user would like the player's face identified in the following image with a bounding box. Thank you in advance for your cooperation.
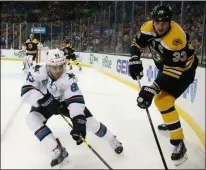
[153,21,170,36]
[48,65,65,79]
[30,34,34,39]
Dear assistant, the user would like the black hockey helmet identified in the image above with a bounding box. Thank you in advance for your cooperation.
[151,5,173,22]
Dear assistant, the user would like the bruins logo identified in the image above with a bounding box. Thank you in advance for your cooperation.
[150,47,163,63]
[28,44,33,49]
[64,49,69,53]
[172,38,182,46]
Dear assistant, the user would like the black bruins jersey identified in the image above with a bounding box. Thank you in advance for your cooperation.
[131,20,198,89]
[62,43,75,56]
[25,38,39,54]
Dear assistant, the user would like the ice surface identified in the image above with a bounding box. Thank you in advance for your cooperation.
[1,60,205,169]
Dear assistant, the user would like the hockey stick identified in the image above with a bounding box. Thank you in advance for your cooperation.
[33,88,112,170]
[137,80,168,170]
[60,114,113,170]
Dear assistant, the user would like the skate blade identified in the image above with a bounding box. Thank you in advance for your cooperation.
[113,148,124,158]
[173,153,188,166]
[58,157,70,169]
[51,157,69,169]
[158,130,170,137]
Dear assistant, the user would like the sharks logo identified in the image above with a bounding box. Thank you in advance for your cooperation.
[34,65,42,73]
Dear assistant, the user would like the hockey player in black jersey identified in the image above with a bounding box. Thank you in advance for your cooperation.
[61,40,82,71]
[128,5,198,166]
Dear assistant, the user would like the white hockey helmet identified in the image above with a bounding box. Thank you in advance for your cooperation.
[46,49,66,66]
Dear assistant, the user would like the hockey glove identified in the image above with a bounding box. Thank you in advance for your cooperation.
[128,55,143,80]
[137,86,156,109]
[58,103,70,117]
[38,90,59,115]
[70,115,87,145]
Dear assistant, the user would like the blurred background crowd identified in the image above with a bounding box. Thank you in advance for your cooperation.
[1,1,205,65]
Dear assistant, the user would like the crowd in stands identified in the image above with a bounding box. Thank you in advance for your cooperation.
[1,1,205,63]
[58,1,205,60]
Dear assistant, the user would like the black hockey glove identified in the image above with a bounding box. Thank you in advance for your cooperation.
[70,115,87,145]
[128,55,143,80]
[58,103,70,117]
[38,90,59,115]
[137,86,156,109]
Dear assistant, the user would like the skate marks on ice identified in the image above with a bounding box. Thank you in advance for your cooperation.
[1,61,26,138]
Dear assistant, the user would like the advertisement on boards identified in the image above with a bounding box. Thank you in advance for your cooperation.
[14,50,26,58]
[90,53,99,65]
[102,55,112,68]
[116,58,129,76]
[1,49,26,59]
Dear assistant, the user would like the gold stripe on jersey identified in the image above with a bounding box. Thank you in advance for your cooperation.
[160,21,187,51]
[188,42,194,50]
[140,21,157,36]
[132,39,141,49]
[163,55,195,73]
[132,41,141,48]
[163,67,182,75]
[187,55,194,61]
[163,70,181,79]
[185,55,195,68]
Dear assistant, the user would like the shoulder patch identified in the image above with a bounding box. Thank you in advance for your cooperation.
[33,65,42,72]
[71,82,79,92]
[33,39,39,43]
[160,21,187,51]
[66,73,76,80]
[172,38,182,46]
[29,63,47,81]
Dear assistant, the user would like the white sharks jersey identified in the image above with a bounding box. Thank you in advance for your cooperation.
[21,62,85,118]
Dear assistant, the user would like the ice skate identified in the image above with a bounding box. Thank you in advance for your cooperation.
[171,141,188,166]
[109,136,123,154]
[50,139,69,167]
